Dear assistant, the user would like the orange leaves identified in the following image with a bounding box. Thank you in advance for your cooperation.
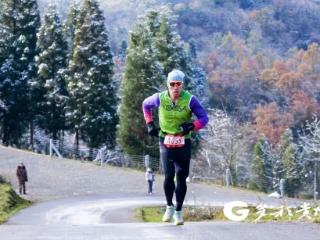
[292,43,320,75]
[257,44,320,97]
[272,61,289,76]
[260,68,278,87]
[208,71,221,84]
[297,63,313,76]
[276,71,303,92]
[251,43,320,145]
[290,90,319,124]
[203,32,320,137]
[253,91,319,144]
[203,52,219,73]
[254,102,293,144]
[240,58,261,80]
[302,43,320,70]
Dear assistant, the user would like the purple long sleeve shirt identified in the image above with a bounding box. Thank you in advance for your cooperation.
[142,92,208,131]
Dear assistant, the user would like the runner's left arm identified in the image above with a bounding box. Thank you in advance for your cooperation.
[189,96,209,131]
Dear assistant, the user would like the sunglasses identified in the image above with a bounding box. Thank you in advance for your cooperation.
[169,82,182,87]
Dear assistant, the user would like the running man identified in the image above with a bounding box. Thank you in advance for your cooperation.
[142,69,208,225]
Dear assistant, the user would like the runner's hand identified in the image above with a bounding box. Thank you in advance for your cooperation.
[179,122,194,135]
[147,122,159,137]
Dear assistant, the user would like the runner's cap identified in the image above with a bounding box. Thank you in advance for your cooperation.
[167,69,185,83]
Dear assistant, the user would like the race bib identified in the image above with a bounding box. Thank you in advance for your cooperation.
[164,135,185,148]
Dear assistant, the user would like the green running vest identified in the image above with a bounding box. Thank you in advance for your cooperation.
[159,90,193,138]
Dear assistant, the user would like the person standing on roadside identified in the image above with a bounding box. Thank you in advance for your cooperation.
[142,69,208,225]
[145,168,155,195]
[16,162,28,194]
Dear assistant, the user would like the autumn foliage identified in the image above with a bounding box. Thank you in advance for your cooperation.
[253,102,293,144]
[204,33,320,144]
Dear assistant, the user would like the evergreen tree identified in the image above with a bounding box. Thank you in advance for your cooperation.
[33,5,68,140]
[0,26,10,121]
[279,128,302,197]
[66,0,117,153]
[118,40,127,60]
[185,38,209,153]
[117,10,164,156]
[187,41,209,107]
[299,117,320,199]
[117,8,198,156]
[154,9,199,92]
[154,10,188,77]
[251,138,274,192]
[189,66,209,106]
[0,25,8,64]
[63,4,81,61]
[188,39,197,60]
[0,0,40,146]
[237,0,253,9]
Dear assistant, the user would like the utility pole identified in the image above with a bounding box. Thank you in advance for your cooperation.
[314,160,318,201]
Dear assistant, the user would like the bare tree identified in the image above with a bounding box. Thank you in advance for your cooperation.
[299,117,320,200]
[195,109,256,186]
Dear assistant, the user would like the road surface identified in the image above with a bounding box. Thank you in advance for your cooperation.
[0,146,319,240]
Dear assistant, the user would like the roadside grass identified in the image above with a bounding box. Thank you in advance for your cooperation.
[135,206,228,222]
[0,179,31,224]
[135,205,320,224]
[135,206,164,222]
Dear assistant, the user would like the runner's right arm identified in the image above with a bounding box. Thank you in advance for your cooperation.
[142,93,160,123]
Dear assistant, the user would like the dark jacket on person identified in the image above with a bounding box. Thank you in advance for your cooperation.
[16,166,28,183]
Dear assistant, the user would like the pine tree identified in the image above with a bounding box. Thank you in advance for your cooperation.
[118,40,127,60]
[117,8,197,156]
[279,128,302,197]
[188,39,197,60]
[154,8,198,92]
[33,5,68,140]
[251,138,274,192]
[186,40,209,153]
[154,9,188,77]
[299,117,320,199]
[63,4,81,61]
[0,0,40,146]
[117,10,165,156]
[187,40,209,107]
[0,26,10,120]
[66,0,117,154]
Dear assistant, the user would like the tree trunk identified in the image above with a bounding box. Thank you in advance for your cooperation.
[2,120,11,146]
[29,121,34,150]
[314,161,318,201]
[89,148,94,161]
[74,129,79,159]
[58,130,64,154]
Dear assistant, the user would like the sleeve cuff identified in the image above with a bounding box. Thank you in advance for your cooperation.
[193,120,202,131]
[145,115,153,124]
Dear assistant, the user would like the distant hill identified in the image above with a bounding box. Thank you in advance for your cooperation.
[37,0,320,59]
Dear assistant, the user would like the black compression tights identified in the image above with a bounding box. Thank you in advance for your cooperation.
[160,139,191,211]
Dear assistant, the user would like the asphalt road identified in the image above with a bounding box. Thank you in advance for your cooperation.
[1,195,320,240]
[1,146,319,240]
[2,195,320,240]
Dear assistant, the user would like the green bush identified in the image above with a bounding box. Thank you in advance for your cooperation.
[298,192,314,200]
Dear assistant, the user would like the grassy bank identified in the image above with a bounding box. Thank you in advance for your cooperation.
[135,205,320,224]
[0,177,31,224]
[135,206,227,223]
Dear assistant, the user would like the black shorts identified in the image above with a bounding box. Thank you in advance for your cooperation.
[159,137,191,173]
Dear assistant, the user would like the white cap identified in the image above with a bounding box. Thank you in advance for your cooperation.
[167,69,185,83]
